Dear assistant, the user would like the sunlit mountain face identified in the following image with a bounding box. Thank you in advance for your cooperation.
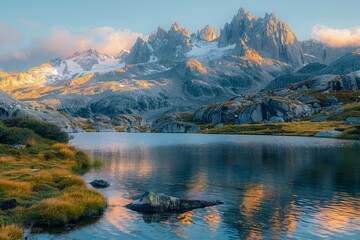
[1,7,357,122]
[1,2,360,240]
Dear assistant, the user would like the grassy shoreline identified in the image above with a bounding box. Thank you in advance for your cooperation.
[0,119,106,240]
[200,121,360,140]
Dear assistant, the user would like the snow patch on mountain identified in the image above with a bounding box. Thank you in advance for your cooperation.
[186,40,236,59]
[44,50,125,84]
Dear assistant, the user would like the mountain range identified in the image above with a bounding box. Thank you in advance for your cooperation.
[0,7,359,131]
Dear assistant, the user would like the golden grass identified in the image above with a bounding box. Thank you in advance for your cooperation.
[51,143,70,149]
[0,179,32,200]
[36,171,54,182]
[0,139,106,232]
[59,148,76,158]
[0,225,23,240]
[281,121,348,136]
[202,121,350,137]
[17,187,105,225]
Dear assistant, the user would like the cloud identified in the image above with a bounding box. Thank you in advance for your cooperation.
[0,20,22,45]
[40,26,145,56]
[0,26,145,71]
[312,25,360,47]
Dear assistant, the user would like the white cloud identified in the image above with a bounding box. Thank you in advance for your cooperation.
[39,26,145,56]
[0,26,146,71]
[312,24,360,47]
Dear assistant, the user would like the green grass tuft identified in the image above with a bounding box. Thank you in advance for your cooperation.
[92,158,103,169]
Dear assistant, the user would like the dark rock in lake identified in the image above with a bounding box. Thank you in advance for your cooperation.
[90,179,110,188]
[0,199,19,210]
[125,191,223,213]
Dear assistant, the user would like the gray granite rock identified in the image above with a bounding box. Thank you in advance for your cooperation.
[345,117,360,124]
[315,130,342,138]
[152,116,200,133]
[90,179,110,189]
[125,191,223,213]
[269,116,285,123]
[218,8,304,67]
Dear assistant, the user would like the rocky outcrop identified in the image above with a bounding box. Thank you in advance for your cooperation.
[128,23,192,64]
[315,130,342,138]
[265,63,327,90]
[127,38,152,64]
[197,24,217,42]
[266,52,360,91]
[290,71,360,92]
[192,96,314,125]
[125,191,223,213]
[218,8,304,67]
[151,115,200,133]
[0,89,79,132]
[301,39,357,65]
[90,122,115,132]
[193,101,246,124]
[345,117,360,124]
[320,52,360,75]
[236,97,313,124]
[111,114,147,132]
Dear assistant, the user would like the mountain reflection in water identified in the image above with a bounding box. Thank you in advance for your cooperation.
[29,133,360,239]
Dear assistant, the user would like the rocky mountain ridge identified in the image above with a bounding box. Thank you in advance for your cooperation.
[0,7,358,130]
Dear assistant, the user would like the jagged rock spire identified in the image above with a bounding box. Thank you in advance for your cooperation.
[127,37,152,64]
[198,24,217,42]
[218,7,304,67]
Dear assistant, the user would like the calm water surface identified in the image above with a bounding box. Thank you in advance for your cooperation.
[30,133,360,239]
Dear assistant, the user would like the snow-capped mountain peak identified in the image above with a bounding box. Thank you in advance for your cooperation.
[44,49,125,84]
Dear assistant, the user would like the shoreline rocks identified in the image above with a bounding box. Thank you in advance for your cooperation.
[151,116,200,133]
[315,130,342,138]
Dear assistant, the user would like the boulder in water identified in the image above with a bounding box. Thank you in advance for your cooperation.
[125,191,223,213]
[90,179,110,188]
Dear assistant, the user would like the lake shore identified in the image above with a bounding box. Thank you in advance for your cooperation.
[199,121,360,140]
[0,119,106,240]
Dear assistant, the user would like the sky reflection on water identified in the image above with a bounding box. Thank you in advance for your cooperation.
[29,133,360,239]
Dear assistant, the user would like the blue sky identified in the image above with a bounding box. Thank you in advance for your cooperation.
[1,0,359,71]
